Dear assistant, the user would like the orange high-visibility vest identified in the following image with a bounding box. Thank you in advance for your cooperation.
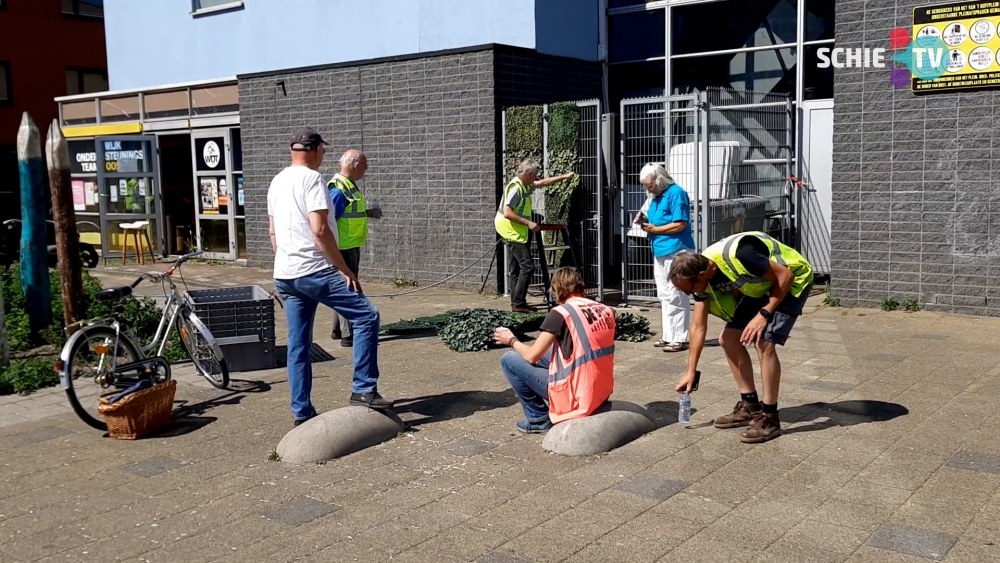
[547,297,616,424]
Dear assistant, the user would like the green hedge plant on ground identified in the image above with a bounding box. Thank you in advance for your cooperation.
[0,265,187,395]
[382,308,653,352]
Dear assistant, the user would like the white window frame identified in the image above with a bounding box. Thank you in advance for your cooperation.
[191,0,244,17]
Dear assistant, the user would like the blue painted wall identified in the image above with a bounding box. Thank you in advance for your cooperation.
[104,0,600,90]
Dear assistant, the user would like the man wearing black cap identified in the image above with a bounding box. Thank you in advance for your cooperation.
[268,127,390,426]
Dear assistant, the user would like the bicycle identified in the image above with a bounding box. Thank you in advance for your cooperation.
[56,250,230,430]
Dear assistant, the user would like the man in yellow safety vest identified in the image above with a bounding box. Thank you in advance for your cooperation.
[668,231,814,443]
[494,159,575,313]
[328,149,379,347]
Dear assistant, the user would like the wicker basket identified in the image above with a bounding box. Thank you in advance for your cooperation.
[98,379,177,440]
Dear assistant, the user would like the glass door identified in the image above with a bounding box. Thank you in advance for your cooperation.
[95,135,162,261]
[191,129,236,260]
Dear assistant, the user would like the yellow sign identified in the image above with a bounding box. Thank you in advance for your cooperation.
[912,1,1000,92]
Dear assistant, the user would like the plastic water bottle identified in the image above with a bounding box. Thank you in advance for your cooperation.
[678,391,692,424]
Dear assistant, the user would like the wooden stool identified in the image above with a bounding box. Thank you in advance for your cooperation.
[119,221,155,265]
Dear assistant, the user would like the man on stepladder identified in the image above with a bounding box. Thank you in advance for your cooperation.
[494,159,575,313]
[668,231,814,443]
[328,149,379,348]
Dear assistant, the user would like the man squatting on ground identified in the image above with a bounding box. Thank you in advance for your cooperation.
[328,149,380,348]
[494,159,575,313]
[267,127,390,426]
[669,231,814,443]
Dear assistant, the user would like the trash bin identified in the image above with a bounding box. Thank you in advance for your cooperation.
[185,285,277,372]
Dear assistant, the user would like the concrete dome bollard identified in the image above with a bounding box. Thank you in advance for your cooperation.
[275,406,405,464]
[541,401,656,456]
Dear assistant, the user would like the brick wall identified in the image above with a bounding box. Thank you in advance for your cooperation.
[239,45,601,291]
[831,1,1000,316]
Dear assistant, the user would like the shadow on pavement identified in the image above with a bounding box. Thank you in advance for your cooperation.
[644,400,705,429]
[783,400,909,435]
[154,379,272,437]
[392,389,518,428]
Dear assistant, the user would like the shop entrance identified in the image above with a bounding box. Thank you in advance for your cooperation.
[157,133,196,256]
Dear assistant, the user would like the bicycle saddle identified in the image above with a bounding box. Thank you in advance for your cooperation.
[94,286,133,301]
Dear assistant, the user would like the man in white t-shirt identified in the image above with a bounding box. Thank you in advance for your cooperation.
[268,127,390,426]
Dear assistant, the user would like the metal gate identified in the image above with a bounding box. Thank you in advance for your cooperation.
[501,99,605,301]
[619,88,793,303]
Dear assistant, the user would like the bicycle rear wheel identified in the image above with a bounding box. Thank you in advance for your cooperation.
[63,326,143,431]
[177,308,229,389]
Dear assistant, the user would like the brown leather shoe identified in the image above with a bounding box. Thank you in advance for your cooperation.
[714,400,761,429]
[739,411,782,443]
[511,305,534,313]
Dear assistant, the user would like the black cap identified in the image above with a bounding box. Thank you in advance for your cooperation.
[290,127,329,151]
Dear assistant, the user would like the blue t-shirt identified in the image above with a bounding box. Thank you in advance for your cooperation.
[647,184,695,257]
[329,185,348,219]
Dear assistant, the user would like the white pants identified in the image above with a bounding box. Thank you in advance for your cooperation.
[653,251,691,343]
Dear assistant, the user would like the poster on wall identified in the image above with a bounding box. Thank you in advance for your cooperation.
[84,182,96,206]
[237,177,244,207]
[200,178,219,214]
[72,180,86,211]
[912,1,1000,92]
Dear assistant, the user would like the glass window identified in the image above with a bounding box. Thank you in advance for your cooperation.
[62,100,98,126]
[672,48,797,97]
[609,0,649,9]
[144,90,189,119]
[100,95,140,122]
[234,174,244,216]
[609,60,665,106]
[68,140,98,175]
[230,128,242,171]
[191,84,239,115]
[62,0,103,18]
[100,139,154,173]
[193,0,242,12]
[0,62,9,103]
[609,10,665,63]
[805,0,835,41]
[65,68,108,96]
[105,178,155,215]
[197,177,228,215]
[803,44,833,100]
[672,0,797,56]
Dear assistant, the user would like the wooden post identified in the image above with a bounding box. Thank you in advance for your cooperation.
[46,120,83,331]
[17,112,52,338]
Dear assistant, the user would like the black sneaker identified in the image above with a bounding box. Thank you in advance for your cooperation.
[341,337,353,348]
[293,415,315,427]
[331,330,342,340]
[350,392,393,410]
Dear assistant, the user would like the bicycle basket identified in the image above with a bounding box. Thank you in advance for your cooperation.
[98,379,176,439]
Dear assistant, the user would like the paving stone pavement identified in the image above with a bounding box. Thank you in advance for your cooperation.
[3,262,1000,562]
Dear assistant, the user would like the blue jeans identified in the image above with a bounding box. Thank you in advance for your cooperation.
[274,267,381,420]
[500,349,551,423]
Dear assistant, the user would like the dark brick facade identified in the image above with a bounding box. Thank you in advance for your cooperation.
[238,45,601,290]
[831,1,1000,316]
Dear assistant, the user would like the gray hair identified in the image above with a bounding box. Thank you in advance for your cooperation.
[639,163,674,188]
[340,150,363,166]
[516,159,539,176]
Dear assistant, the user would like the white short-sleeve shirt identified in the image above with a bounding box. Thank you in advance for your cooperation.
[267,165,339,280]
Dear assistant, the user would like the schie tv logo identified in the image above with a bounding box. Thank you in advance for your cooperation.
[816,27,948,88]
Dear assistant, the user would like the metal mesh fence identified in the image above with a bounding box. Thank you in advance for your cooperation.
[618,88,793,303]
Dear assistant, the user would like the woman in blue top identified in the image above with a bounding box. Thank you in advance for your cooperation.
[635,163,697,352]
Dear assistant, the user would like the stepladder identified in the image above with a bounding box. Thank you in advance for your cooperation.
[531,224,578,309]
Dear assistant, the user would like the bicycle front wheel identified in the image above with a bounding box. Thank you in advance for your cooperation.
[63,325,143,431]
[177,309,229,389]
